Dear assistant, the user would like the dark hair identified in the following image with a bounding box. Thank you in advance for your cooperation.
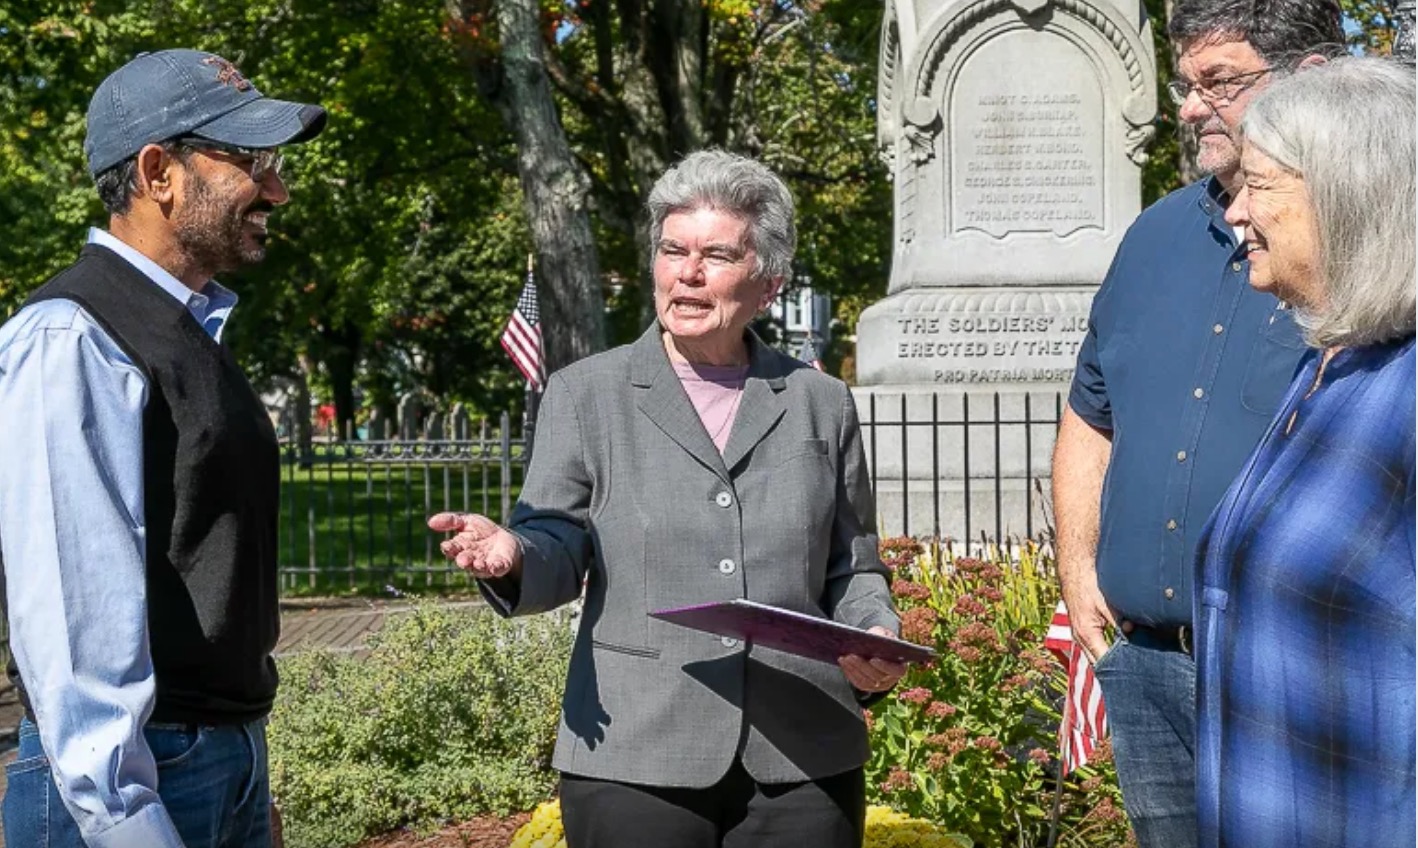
[93,141,187,216]
[1167,0,1346,65]
[94,157,141,215]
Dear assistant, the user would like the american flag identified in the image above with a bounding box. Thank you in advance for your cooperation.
[500,255,546,391]
[1043,600,1108,772]
[796,333,824,371]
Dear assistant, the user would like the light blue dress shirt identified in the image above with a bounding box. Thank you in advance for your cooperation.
[0,229,237,847]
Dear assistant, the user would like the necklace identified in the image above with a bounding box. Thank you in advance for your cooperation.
[1284,346,1340,436]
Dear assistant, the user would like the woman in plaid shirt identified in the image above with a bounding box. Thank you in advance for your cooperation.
[1195,56,1415,848]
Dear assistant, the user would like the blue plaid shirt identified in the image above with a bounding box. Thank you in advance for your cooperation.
[1195,336,1416,848]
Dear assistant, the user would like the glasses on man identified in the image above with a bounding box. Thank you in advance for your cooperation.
[1166,67,1273,106]
[174,138,284,182]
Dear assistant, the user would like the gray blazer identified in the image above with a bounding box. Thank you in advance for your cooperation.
[481,324,899,787]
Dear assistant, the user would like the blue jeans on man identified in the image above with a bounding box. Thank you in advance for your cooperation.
[3,718,272,848]
[1092,633,1197,848]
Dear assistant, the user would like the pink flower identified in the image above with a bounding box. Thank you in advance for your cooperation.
[972,735,1002,753]
[1028,748,1051,765]
[953,594,988,618]
[925,701,957,719]
[880,767,914,793]
[898,687,932,705]
[900,607,939,644]
[891,580,932,601]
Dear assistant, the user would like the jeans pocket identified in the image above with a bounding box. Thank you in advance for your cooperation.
[1092,638,1126,673]
[148,725,206,771]
[3,753,49,846]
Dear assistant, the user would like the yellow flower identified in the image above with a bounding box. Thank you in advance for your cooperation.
[512,800,968,848]
[510,801,567,848]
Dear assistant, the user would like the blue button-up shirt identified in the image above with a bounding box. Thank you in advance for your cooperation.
[1195,338,1415,847]
[1068,177,1306,627]
[0,229,236,847]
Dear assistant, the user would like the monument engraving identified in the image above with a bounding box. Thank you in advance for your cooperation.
[857,0,1156,536]
[953,35,1106,237]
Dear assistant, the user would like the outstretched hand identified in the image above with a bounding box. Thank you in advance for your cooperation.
[428,512,524,579]
[838,626,909,693]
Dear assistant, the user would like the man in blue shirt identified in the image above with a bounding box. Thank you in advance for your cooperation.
[0,50,324,847]
[1052,0,1343,845]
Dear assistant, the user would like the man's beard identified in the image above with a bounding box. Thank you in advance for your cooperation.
[174,171,270,276]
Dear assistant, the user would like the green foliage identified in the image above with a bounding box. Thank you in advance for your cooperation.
[268,605,572,848]
[867,538,1133,847]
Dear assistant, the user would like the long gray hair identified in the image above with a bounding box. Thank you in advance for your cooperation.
[646,150,796,284]
[1239,56,1416,348]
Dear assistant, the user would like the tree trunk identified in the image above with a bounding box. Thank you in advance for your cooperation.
[324,323,360,441]
[493,0,607,370]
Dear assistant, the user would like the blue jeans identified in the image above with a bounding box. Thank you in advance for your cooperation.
[3,717,272,848]
[1092,636,1197,848]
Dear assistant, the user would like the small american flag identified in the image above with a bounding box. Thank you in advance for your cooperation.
[501,255,546,391]
[796,334,824,371]
[1043,600,1108,772]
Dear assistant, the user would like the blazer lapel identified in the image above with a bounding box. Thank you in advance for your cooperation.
[721,331,788,473]
[630,325,731,483]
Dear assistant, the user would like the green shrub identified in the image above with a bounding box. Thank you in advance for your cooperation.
[268,604,572,848]
[867,538,1133,847]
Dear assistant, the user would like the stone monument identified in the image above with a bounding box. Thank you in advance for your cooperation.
[859,0,1156,538]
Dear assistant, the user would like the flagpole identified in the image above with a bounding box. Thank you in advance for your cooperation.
[523,253,541,459]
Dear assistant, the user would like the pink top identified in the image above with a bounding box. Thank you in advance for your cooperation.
[672,360,750,453]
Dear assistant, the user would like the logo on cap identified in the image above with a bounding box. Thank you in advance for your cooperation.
[202,56,252,91]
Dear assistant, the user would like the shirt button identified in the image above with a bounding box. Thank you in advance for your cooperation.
[721,636,739,648]
[1232,261,1243,272]
[1213,323,1224,334]
[1165,587,1176,600]
[718,558,736,575]
[1193,387,1205,399]
[715,491,733,508]
[1166,519,1178,531]
[1176,450,1187,462]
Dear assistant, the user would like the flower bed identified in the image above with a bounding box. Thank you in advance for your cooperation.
[866,538,1133,846]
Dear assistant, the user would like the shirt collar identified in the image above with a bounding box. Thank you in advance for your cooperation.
[86,228,240,318]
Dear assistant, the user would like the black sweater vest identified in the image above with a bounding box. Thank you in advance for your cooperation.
[4,244,281,724]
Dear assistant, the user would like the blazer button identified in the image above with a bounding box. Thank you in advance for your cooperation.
[721,636,739,648]
[715,491,734,508]
[718,559,736,575]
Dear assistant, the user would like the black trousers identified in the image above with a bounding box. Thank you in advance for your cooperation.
[559,761,866,848]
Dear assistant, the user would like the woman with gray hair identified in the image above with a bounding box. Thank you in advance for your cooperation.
[428,150,904,847]
[1195,56,1415,847]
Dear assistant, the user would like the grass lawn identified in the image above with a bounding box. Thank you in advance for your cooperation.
[277,454,524,596]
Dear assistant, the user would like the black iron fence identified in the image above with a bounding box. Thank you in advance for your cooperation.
[278,412,529,594]
[275,394,1065,594]
[857,391,1065,542]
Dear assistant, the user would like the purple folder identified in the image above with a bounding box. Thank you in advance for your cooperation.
[650,599,936,666]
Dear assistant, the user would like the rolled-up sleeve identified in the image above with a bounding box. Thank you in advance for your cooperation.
[822,386,899,635]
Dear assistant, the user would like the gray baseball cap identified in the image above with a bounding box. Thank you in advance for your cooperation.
[84,49,328,177]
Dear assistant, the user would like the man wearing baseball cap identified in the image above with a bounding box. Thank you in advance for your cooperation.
[0,49,325,847]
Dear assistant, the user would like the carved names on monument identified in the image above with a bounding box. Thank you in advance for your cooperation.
[951,31,1105,238]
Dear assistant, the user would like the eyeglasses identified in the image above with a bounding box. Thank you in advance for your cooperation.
[174,138,284,182]
[1166,67,1273,106]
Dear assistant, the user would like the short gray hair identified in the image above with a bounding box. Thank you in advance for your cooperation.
[93,141,185,215]
[1239,56,1416,348]
[646,150,796,284]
